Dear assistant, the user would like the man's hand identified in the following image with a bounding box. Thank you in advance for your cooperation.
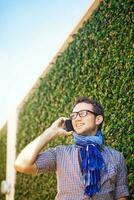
[50,117,73,137]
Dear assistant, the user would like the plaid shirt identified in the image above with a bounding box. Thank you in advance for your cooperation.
[35,145,129,200]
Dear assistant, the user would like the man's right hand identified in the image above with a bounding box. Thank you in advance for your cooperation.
[49,117,73,137]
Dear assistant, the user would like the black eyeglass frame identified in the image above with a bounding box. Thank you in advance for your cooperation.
[70,109,99,120]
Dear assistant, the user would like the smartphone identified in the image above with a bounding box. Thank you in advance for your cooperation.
[65,119,74,132]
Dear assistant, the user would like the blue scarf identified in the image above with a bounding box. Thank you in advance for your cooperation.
[73,131,105,197]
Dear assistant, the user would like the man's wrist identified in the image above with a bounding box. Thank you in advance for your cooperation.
[42,127,58,140]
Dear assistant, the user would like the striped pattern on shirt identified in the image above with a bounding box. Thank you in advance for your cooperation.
[35,145,129,200]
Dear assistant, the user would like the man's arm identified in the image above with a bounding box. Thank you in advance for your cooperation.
[14,117,71,174]
[118,197,128,200]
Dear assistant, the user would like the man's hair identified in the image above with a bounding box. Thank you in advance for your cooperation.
[73,96,104,130]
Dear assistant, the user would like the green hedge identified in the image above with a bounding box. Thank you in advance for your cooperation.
[0,0,133,199]
[0,125,7,200]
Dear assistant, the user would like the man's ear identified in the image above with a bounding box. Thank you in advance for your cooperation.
[95,115,103,126]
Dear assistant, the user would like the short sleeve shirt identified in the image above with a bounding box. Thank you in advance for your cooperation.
[35,145,129,200]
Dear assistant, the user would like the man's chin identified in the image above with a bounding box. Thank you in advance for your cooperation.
[75,129,96,136]
[75,130,90,136]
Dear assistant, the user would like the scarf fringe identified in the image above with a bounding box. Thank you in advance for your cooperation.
[80,144,105,197]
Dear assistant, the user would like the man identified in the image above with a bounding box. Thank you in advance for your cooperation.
[15,96,129,200]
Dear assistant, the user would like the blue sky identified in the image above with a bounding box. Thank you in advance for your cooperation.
[0,0,94,128]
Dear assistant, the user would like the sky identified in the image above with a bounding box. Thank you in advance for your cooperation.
[0,0,94,129]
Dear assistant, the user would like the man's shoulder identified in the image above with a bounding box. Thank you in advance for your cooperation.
[103,145,125,163]
[103,145,122,154]
[55,144,75,152]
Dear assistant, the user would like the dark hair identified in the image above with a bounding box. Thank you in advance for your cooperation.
[73,96,104,130]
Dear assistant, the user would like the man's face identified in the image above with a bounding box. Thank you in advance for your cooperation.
[71,102,98,136]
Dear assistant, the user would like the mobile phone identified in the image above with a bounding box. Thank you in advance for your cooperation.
[65,119,74,132]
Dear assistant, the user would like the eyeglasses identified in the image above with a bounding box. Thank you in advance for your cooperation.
[70,109,98,120]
